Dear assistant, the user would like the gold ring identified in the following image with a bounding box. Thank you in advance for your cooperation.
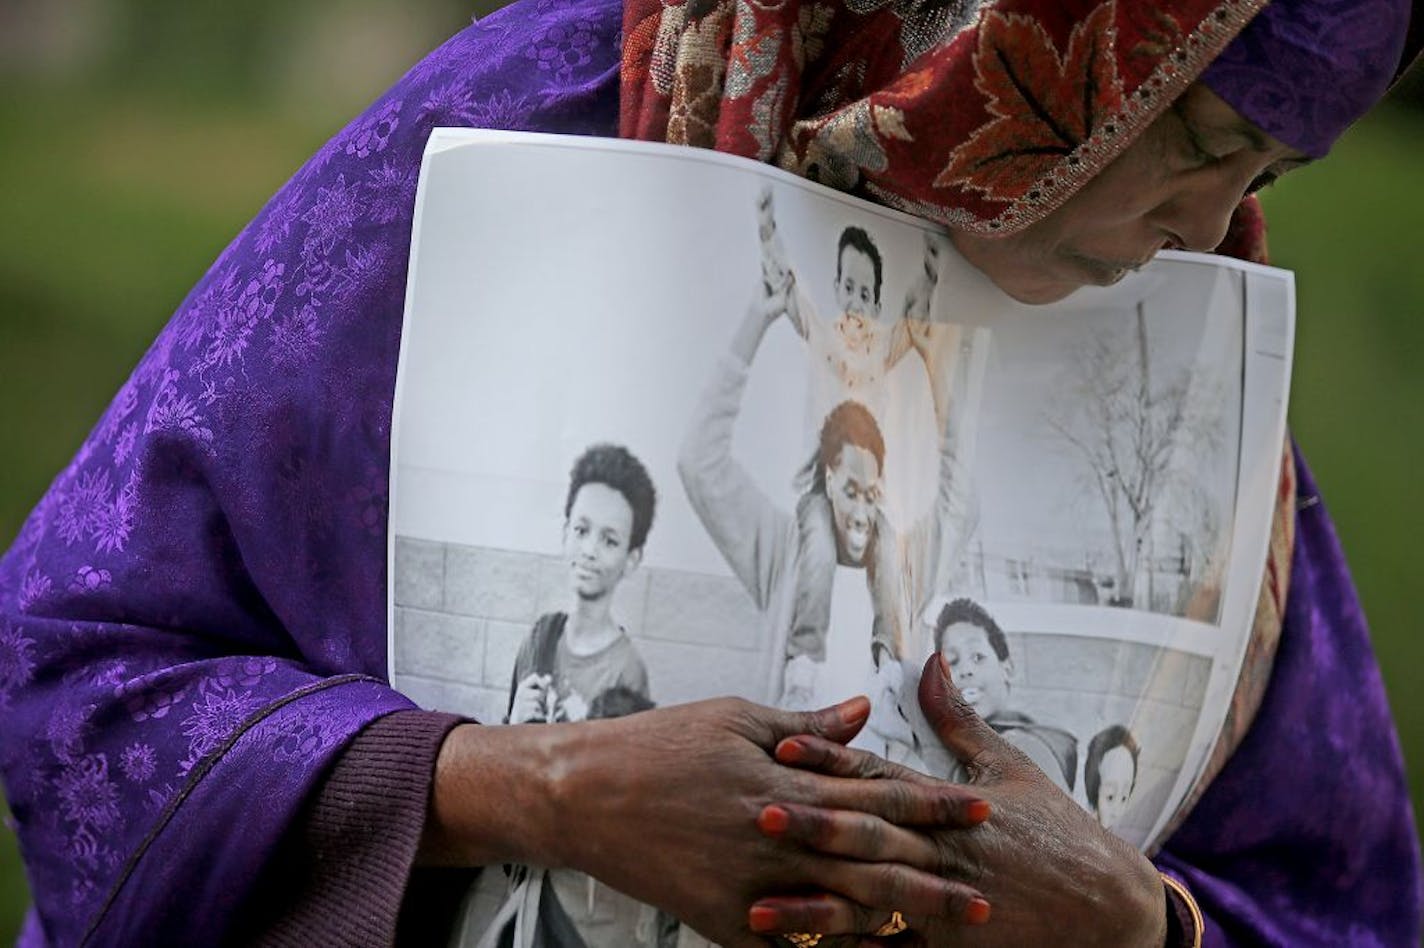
[783,935,824,947]
[875,911,909,937]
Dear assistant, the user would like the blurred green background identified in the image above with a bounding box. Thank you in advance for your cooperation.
[0,1,1420,940]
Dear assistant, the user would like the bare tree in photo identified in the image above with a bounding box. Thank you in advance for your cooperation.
[1043,304,1226,611]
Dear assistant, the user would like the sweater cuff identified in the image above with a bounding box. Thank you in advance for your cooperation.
[241,709,469,947]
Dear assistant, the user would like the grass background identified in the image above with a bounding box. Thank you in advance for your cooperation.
[1,7,1421,939]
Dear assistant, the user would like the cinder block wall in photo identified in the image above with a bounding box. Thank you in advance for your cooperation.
[393,537,773,720]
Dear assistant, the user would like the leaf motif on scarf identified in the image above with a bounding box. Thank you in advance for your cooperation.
[799,100,891,189]
[1131,8,1184,63]
[874,104,913,142]
[650,5,690,96]
[750,77,789,159]
[892,66,936,98]
[669,59,726,147]
[622,11,661,88]
[934,1,1123,200]
[666,8,731,145]
[787,98,914,191]
[726,15,783,99]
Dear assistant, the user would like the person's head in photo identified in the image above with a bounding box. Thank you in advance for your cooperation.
[834,226,883,323]
[563,444,657,603]
[808,400,886,567]
[933,597,1012,721]
[1085,725,1141,829]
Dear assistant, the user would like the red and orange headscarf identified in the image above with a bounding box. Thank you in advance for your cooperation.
[621,1,1270,231]
[622,0,1419,257]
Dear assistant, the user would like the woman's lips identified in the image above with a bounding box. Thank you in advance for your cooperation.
[1071,252,1159,285]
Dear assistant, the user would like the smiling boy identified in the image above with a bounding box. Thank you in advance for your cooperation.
[506,443,656,726]
[484,443,672,948]
[931,598,1078,792]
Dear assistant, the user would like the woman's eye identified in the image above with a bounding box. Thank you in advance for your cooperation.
[1246,171,1279,195]
[1184,129,1218,166]
[1172,108,1221,168]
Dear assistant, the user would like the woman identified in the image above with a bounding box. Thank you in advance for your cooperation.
[0,1,1417,947]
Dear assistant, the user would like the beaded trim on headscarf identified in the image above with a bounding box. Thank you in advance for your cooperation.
[621,0,1270,235]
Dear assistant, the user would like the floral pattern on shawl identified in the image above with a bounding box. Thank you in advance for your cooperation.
[934,3,1124,200]
[0,0,621,942]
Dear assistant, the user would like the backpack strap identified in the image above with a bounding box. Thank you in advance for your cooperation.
[506,613,568,722]
[530,612,567,679]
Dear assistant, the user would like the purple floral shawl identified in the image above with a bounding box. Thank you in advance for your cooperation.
[0,0,1417,944]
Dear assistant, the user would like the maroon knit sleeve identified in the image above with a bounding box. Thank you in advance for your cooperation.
[232,710,478,947]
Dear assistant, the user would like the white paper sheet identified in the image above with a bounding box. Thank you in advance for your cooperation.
[386,129,1294,948]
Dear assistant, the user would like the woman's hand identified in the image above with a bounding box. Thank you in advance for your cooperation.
[422,695,991,947]
[750,656,1168,947]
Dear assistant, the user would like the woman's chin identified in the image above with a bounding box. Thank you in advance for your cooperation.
[983,255,1143,304]
[994,277,1082,305]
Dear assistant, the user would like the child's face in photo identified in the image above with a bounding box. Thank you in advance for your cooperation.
[1095,745,1137,828]
[939,622,1011,720]
[834,245,881,321]
[825,443,883,565]
[564,483,640,601]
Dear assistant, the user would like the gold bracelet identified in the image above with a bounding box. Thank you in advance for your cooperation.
[1160,872,1204,948]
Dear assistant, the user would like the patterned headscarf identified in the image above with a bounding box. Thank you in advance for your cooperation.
[1202,0,1413,157]
[621,0,1274,237]
[621,0,1417,246]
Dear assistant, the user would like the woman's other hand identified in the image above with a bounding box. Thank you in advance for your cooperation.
[752,656,1168,946]
[422,695,991,947]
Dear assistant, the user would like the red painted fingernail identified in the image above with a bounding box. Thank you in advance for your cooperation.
[966,799,992,823]
[776,737,807,764]
[748,905,779,933]
[757,805,790,836]
[966,898,991,925]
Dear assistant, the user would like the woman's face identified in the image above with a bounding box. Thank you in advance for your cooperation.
[951,84,1311,304]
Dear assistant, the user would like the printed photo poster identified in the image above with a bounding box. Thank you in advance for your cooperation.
[388,130,1294,947]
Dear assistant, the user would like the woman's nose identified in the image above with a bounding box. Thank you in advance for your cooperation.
[1152,165,1256,253]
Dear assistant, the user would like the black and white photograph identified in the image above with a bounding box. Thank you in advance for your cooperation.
[954,265,1247,624]
[387,130,1294,944]
[886,597,1212,850]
